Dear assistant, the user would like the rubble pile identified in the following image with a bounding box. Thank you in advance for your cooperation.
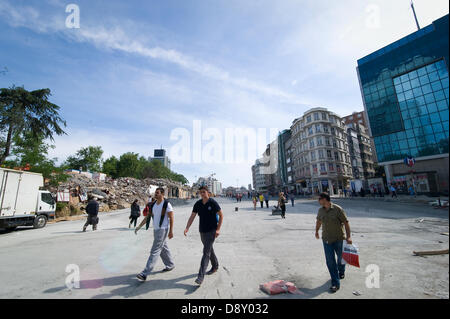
[49,174,193,213]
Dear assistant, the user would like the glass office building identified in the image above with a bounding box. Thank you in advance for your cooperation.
[357,14,449,194]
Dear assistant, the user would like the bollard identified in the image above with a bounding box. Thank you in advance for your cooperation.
[235,207,238,212]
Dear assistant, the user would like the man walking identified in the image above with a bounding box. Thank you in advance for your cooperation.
[278,192,287,219]
[390,184,398,198]
[129,199,141,228]
[264,193,269,208]
[184,186,223,286]
[135,188,175,282]
[83,196,99,232]
[315,192,352,293]
[259,193,264,208]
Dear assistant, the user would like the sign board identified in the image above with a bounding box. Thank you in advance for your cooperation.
[57,189,70,202]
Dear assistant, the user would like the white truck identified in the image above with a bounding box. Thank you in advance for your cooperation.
[0,168,55,230]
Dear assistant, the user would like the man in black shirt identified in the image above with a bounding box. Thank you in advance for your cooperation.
[184,186,223,286]
[83,196,99,232]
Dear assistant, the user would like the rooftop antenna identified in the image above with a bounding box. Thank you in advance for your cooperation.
[410,1,421,30]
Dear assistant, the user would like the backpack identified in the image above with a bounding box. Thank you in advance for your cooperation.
[145,199,170,230]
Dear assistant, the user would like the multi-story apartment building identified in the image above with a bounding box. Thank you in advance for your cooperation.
[284,135,296,193]
[347,125,364,180]
[290,107,353,195]
[356,123,376,179]
[251,159,266,192]
[343,111,379,163]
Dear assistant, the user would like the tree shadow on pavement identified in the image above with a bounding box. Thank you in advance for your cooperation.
[43,273,199,298]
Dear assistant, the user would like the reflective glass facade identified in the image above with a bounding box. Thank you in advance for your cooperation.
[357,15,449,163]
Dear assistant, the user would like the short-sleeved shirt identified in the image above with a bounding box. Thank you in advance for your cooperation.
[316,203,348,244]
[152,200,173,230]
[192,198,221,233]
[86,200,99,216]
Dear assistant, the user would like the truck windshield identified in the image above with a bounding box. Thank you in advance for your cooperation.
[41,193,54,205]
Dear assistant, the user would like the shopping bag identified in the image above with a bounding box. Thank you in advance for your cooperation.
[342,242,360,268]
[260,280,303,295]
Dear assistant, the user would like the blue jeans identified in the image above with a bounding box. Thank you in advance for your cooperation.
[323,240,345,287]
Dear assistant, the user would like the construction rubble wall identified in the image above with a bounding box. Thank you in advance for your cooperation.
[49,175,196,215]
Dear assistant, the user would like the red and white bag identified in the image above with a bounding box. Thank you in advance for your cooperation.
[342,242,360,268]
[260,280,303,295]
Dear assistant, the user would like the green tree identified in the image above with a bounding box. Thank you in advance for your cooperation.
[102,156,119,178]
[0,86,66,164]
[11,131,53,167]
[65,146,103,172]
[116,152,140,178]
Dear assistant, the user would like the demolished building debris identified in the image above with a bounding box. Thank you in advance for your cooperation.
[49,174,195,214]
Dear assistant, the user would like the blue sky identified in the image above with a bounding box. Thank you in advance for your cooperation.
[0,0,448,187]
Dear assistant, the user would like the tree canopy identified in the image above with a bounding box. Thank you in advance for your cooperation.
[0,86,66,164]
[65,146,104,172]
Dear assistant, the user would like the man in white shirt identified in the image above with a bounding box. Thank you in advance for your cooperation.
[135,187,175,282]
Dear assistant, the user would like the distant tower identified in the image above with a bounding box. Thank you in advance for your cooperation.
[410,1,421,30]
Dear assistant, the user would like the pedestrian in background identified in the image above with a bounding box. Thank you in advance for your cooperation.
[252,195,257,210]
[289,193,295,207]
[129,199,141,228]
[408,185,416,198]
[259,194,264,208]
[390,184,398,198]
[264,193,269,208]
[278,192,287,219]
[184,186,223,286]
[83,196,99,232]
[315,192,352,293]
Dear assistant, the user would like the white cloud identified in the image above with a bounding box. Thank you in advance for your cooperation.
[0,1,307,106]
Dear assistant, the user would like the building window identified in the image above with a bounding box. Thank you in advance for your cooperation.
[318,149,324,159]
[314,113,320,121]
[325,137,331,146]
[310,139,315,148]
[307,115,312,123]
[327,150,332,159]
[311,151,316,161]
[308,126,313,136]
[334,152,339,161]
[329,163,335,171]
[317,136,323,145]
[320,163,326,172]
[333,139,337,148]
[315,124,321,133]
[322,113,328,120]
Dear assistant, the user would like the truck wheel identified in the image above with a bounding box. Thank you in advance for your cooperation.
[33,215,47,229]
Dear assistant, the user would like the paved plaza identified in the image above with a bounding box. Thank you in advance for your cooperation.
[0,197,448,299]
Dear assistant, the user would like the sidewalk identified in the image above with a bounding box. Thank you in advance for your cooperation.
[330,194,449,205]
